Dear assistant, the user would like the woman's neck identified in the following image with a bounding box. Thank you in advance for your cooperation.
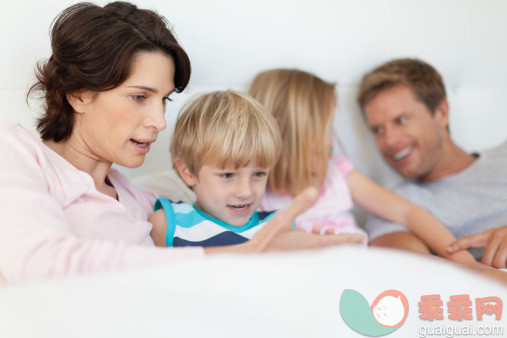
[43,138,117,198]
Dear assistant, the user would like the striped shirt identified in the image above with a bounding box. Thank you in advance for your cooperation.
[154,198,278,247]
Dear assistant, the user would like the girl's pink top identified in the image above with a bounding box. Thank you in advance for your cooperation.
[0,123,204,285]
[261,156,366,236]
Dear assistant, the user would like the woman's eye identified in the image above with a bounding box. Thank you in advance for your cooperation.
[163,96,173,103]
[132,94,147,102]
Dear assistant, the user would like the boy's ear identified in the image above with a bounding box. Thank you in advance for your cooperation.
[66,90,94,114]
[174,157,197,187]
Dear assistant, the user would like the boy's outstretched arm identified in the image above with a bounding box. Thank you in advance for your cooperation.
[204,187,366,255]
[149,209,168,247]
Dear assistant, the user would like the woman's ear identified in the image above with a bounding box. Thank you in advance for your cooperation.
[174,157,197,187]
[66,90,94,114]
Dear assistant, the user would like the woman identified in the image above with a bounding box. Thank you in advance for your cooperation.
[0,2,364,285]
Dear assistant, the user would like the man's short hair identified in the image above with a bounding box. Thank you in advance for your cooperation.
[357,58,446,114]
[170,90,281,175]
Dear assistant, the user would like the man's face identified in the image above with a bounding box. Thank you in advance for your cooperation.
[363,85,448,181]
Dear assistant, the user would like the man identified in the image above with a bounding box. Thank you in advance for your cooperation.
[357,58,507,268]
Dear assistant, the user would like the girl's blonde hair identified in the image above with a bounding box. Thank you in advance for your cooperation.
[171,90,281,175]
[249,69,336,196]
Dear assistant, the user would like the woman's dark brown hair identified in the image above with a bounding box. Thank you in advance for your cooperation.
[29,1,191,142]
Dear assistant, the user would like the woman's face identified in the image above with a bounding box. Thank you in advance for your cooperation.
[71,51,176,168]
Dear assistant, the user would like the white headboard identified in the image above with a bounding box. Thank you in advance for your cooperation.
[2,0,506,193]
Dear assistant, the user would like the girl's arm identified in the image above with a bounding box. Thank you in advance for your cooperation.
[369,232,431,254]
[346,169,478,266]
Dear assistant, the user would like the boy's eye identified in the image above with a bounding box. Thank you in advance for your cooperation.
[220,173,234,179]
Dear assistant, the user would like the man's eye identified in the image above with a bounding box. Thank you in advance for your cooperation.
[397,116,407,124]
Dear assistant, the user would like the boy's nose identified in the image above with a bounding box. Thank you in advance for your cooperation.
[235,179,253,199]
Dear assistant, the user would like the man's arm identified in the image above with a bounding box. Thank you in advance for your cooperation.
[447,225,507,269]
[369,231,432,255]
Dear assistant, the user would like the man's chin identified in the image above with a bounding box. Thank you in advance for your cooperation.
[390,163,421,180]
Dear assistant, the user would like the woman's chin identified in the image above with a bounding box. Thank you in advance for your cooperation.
[118,157,146,169]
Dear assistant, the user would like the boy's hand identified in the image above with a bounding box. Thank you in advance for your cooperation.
[247,187,366,252]
[447,226,507,269]
[311,225,336,235]
[205,186,366,255]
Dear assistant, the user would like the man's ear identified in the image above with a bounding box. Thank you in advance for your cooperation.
[434,98,450,129]
[174,157,197,187]
[66,90,94,114]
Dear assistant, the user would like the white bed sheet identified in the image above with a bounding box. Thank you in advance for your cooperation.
[0,246,505,337]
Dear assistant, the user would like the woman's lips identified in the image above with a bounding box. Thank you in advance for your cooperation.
[130,138,155,154]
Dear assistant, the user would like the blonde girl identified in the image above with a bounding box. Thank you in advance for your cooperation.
[249,69,478,266]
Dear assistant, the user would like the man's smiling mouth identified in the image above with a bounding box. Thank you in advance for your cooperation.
[392,147,413,161]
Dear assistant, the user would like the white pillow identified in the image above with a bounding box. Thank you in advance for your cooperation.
[134,169,196,204]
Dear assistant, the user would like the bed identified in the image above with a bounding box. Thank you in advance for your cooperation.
[0,245,504,337]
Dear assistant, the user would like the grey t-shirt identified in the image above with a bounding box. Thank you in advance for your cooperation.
[366,140,507,260]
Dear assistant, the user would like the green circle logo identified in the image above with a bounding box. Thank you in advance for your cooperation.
[340,289,409,336]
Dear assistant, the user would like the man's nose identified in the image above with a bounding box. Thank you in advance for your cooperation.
[382,126,401,149]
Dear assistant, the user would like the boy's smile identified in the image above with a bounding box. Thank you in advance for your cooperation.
[186,163,270,226]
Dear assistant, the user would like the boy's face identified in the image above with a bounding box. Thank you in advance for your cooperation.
[188,163,270,226]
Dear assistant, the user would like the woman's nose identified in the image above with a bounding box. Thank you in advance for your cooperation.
[144,104,167,131]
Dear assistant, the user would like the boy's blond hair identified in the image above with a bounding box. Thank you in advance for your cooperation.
[249,69,336,196]
[171,90,282,176]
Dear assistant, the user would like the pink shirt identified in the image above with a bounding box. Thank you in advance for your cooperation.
[0,123,204,285]
[261,156,366,236]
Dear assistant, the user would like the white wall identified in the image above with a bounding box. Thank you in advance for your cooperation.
[1,0,506,190]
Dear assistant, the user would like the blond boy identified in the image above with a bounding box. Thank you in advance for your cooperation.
[149,90,282,247]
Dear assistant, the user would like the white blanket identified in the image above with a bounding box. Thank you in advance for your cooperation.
[0,246,504,337]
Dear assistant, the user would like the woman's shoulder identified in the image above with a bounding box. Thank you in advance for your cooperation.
[0,123,65,173]
[0,123,41,146]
